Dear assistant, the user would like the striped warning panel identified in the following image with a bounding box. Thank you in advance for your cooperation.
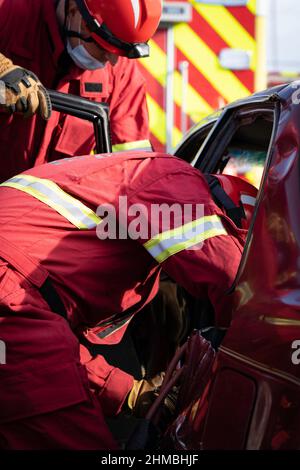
[138,0,257,153]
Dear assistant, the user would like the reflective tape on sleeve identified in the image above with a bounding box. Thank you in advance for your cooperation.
[241,194,256,207]
[112,140,152,152]
[1,174,101,230]
[143,214,227,263]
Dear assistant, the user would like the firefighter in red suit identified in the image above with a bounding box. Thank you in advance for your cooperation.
[0,151,257,449]
[0,0,161,183]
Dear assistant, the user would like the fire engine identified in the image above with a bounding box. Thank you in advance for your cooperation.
[138,0,267,153]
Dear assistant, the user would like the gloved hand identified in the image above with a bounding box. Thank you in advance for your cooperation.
[127,373,165,418]
[0,53,52,120]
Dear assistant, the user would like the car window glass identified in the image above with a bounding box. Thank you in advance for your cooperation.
[217,114,274,189]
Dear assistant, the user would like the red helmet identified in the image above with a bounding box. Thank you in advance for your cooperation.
[74,0,162,58]
[212,174,258,229]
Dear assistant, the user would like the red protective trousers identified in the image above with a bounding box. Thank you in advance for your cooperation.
[0,261,128,449]
[0,230,134,450]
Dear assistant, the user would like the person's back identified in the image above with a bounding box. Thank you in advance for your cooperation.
[0,151,247,331]
[0,152,162,329]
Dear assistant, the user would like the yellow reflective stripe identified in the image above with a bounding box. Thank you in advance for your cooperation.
[1,174,101,230]
[156,226,227,263]
[145,214,220,250]
[20,174,101,227]
[144,215,227,264]
[2,181,89,229]
[112,140,152,152]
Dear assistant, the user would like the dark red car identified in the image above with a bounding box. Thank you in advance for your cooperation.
[158,81,300,451]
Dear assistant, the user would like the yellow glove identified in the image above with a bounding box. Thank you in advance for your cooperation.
[127,374,164,418]
[0,53,52,120]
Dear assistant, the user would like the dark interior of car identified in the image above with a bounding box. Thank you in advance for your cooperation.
[218,114,274,178]
[229,115,274,151]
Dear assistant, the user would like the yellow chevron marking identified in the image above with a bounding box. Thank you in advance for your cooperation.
[191,2,256,71]
[146,94,166,145]
[173,127,183,148]
[172,126,182,147]
[146,94,182,148]
[247,0,256,15]
[140,39,213,122]
[173,67,213,123]
[174,24,251,103]
[140,40,167,86]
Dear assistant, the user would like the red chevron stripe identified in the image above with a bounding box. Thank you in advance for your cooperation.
[139,52,190,136]
[232,70,255,92]
[139,64,188,150]
[138,63,164,109]
[138,60,167,150]
[226,6,256,39]
[152,28,166,51]
[191,9,254,93]
[191,9,228,55]
[176,48,227,110]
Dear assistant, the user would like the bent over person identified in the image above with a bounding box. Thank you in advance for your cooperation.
[0,151,257,449]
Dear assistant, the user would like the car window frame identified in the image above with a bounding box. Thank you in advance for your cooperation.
[174,117,219,163]
[193,101,277,173]
[228,99,282,292]
[175,94,282,295]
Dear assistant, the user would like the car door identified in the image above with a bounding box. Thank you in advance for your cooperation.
[174,94,280,193]
[162,93,287,451]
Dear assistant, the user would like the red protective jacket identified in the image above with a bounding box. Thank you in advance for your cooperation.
[0,0,150,183]
[0,152,246,449]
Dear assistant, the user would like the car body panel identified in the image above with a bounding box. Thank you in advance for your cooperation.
[164,82,300,450]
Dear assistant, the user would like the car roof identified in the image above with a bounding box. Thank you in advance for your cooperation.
[226,81,297,108]
[175,82,296,153]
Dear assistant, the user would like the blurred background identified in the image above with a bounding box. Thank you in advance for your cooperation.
[139,0,299,152]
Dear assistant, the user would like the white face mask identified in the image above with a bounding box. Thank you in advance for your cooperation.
[66,17,106,70]
[67,40,106,70]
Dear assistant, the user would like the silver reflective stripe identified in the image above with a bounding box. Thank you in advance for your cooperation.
[1,174,101,230]
[241,194,256,206]
[144,214,227,264]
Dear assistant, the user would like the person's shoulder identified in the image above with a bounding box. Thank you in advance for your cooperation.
[151,153,200,174]
[110,56,144,80]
